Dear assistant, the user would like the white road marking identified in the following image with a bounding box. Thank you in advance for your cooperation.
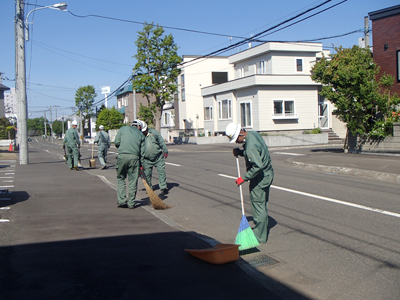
[0,177,13,179]
[273,152,305,156]
[0,207,10,210]
[0,186,14,188]
[165,162,181,167]
[2,181,13,183]
[0,219,10,223]
[218,173,400,219]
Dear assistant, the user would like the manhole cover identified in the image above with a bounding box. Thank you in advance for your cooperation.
[244,254,279,268]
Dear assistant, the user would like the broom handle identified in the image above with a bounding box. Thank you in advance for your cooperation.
[91,143,94,159]
[236,157,245,216]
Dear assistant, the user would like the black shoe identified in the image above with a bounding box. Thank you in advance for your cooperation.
[117,203,128,208]
[74,166,79,171]
[161,188,169,194]
[128,203,139,209]
[101,165,106,170]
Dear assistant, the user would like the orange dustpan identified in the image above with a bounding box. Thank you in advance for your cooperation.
[185,243,240,264]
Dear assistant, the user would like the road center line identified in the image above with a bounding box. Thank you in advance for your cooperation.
[218,174,400,219]
[166,162,181,167]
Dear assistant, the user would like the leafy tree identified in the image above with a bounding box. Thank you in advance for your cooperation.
[0,117,13,139]
[27,117,50,136]
[96,107,125,131]
[75,85,97,122]
[52,120,67,137]
[132,22,182,131]
[137,103,156,128]
[311,46,399,141]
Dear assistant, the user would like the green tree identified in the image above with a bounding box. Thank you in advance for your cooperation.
[0,117,13,139]
[52,120,67,137]
[27,117,50,136]
[132,22,182,131]
[137,103,156,128]
[75,85,97,122]
[311,45,399,141]
[96,107,124,131]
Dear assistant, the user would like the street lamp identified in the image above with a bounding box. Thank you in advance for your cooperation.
[15,1,68,164]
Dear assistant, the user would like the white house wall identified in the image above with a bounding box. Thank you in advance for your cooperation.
[178,56,233,130]
[258,86,319,131]
[271,52,315,75]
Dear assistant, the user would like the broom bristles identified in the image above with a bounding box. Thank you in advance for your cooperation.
[141,178,170,210]
[235,215,259,251]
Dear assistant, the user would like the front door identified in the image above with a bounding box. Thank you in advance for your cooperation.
[318,98,329,129]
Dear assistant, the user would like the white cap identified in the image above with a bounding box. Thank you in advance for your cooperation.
[132,119,142,127]
[71,120,78,126]
[141,121,147,132]
[99,125,104,130]
[225,123,241,143]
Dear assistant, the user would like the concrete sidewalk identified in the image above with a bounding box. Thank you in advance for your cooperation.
[284,146,400,183]
[0,148,299,299]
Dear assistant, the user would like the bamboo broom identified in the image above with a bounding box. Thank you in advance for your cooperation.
[140,171,170,210]
[234,157,259,251]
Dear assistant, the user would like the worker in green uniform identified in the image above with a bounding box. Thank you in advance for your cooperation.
[133,120,169,194]
[62,120,80,171]
[114,121,145,209]
[94,125,111,169]
[225,123,274,243]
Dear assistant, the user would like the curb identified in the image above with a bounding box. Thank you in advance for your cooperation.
[286,159,400,183]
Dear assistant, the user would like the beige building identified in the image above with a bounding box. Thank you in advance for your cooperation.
[200,42,343,137]
[175,56,234,134]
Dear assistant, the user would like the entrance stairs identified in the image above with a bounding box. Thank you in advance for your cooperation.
[322,129,343,144]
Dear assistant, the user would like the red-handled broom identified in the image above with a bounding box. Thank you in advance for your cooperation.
[234,157,260,251]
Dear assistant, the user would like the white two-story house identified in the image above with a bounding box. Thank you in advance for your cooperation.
[201,42,336,136]
[175,55,234,134]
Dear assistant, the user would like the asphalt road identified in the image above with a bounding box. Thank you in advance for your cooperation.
[6,138,400,300]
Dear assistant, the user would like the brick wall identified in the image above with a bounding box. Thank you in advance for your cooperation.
[371,14,400,95]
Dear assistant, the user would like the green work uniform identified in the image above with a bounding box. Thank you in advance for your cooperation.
[63,127,80,169]
[94,130,111,167]
[242,131,274,243]
[114,126,145,208]
[142,128,168,190]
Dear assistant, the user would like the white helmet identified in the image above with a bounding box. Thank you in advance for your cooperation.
[141,121,147,132]
[132,119,142,128]
[99,125,104,130]
[71,120,78,126]
[225,123,241,143]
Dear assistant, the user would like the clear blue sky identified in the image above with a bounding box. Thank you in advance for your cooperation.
[1,0,399,119]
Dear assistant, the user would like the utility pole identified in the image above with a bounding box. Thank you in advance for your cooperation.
[15,0,29,164]
[364,16,370,49]
[50,106,53,142]
[44,110,47,137]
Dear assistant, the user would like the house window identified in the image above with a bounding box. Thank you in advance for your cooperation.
[212,72,228,84]
[397,50,400,82]
[240,102,251,127]
[273,100,296,118]
[204,106,213,120]
[218,99,231,119]
[259,61,266,74]
[238,67,244,78]
[296,58,303,72]
[181,74,185,101]
[163,112,170,126]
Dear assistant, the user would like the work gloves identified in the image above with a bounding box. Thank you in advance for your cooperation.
[236,177,245,186]
[233,148,244,157]
[62,145,65,149]
[163,153,168,159]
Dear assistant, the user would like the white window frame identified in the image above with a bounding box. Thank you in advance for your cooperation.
[272,100,298,119]
[218,99,232,120]
[240,101,252,127]
[162,112,170,126]
[238,67,244,78]
[259,60,266,74]
[296,58,303,73]
[204,106,213,121]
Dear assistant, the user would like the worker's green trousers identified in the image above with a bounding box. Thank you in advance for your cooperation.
[249,185,270,243]
[66,145,79,169]
[116,154,140,208]
[97,144,108,166]
[142,155,167,190]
